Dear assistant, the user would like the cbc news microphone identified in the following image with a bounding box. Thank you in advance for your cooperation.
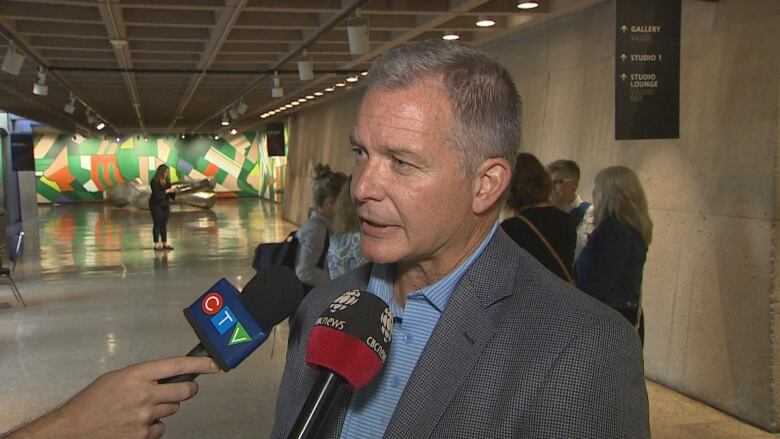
[288,290,393,439]
[159,266,304,384]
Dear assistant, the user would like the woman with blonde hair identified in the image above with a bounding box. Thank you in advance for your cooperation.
[575,166,652,342]
[294,164,347,291]
[326,178,367,278]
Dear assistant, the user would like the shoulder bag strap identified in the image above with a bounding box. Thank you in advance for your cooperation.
[517,214,575,285]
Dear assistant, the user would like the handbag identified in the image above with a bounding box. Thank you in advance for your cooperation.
[252,231,299,272]
[517,214,575,285]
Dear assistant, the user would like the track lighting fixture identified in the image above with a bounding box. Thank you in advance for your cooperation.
[96,121,105,131]
[33,66,48,96]
[63,93,77,114]
[272,71,284,97]
[476,16,496,27]
[85,109,97,124]
[298,50,314,81]
[230,128,238,135]
[221,110,230,126]
[442,32,460,41]
[1,42,25,76]
[347,9,369,55]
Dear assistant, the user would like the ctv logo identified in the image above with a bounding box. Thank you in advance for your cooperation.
[201,293,252,346]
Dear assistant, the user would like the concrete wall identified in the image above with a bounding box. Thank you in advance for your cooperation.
[282,91,363,226]
[282,0,780,429]
[483,0,780,429]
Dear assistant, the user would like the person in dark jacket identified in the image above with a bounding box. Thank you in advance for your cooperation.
[501,153,576,282]
[149,164,176,251]
[575,165,653,342]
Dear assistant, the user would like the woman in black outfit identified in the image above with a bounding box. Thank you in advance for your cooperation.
[149,164,176,251]
[501,153,577,282]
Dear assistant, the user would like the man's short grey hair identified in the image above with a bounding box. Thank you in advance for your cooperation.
[365,40,522,177]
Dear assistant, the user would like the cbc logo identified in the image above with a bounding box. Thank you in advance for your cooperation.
[201,292,223,315]
[380,308,392,344]
[330,290,360,313]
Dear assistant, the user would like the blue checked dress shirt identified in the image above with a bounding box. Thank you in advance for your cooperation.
[339,223,499,438]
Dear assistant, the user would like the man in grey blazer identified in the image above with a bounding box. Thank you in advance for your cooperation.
[272,40,649,438]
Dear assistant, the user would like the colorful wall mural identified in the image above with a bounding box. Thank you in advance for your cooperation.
[33,128,287,204]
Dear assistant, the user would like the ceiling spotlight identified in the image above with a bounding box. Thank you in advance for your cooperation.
[298,50,314,81]
[260,114,269,119]
[63,93,77,114]
[96,121,105,131]
[236,97,248,115]
[297,98,306,103]
[305,95,315,100]
[32,66,48,96]
[144,135,149,141]
[272,71,284,97]
[314,91,324,96]
[361,71,368,76]
[346,76,359,83]
[291,101,300,106]
[347,10,370,55]
[335,82,346,87]
[284,104,293,108]
[181,134,186,139]
[517,1,540,9]
[325,87,335,92]
[476,17,496,27]
[442,32,460,41]
[220,110,230,126]
[230,128,238,135]
[85,109,97,124]
[214,134,220,140]
[1,42,25,76]
[115,136,121,142]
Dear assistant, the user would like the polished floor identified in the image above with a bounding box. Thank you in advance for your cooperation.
[0,198,777,438]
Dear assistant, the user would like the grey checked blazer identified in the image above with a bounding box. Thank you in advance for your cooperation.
[271,230,650,438]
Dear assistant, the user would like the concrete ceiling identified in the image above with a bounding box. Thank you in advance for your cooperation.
[0,0,599,135]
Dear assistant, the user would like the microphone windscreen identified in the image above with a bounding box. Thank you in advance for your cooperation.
[241,266,304,330]
[305,290,393,390]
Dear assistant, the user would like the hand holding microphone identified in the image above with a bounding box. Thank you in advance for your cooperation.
[288,290,393,439]
[160,265,304,383]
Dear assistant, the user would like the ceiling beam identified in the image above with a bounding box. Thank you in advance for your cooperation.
[192,0,375,132]
[0,17,117,133]
[97,0,145,134]
[165,0,249,131]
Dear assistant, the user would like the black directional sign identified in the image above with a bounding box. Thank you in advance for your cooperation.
[615,0,680,140]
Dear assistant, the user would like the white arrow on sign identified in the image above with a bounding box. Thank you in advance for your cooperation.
[620,54,627,62]
[621,25,628,33]
[620,73,628,81]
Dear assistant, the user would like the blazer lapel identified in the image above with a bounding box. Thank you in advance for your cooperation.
[383,231,518,438]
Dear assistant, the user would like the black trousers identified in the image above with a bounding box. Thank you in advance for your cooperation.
[150,205,170,243]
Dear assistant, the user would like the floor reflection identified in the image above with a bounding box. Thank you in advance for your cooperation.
[31,198,294,281]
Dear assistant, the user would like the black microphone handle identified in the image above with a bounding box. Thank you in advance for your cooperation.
[157,344,209,384]
[287,371,346,439]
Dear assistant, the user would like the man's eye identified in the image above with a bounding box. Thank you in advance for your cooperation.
[353,147,367,159]
[394,158,410,168]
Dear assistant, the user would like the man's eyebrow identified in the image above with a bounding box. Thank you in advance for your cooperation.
[349,135,426,162]
[349,134,363,147]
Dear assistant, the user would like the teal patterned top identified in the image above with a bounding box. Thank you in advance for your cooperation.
[327,232,368,279]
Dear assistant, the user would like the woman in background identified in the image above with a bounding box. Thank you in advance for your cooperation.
[501,153,576,282]
[327,178,367,279]
[149,164,176,251]
[295,164,347,291]
[575,166,653,342]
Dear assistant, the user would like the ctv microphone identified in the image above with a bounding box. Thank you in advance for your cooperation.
[288,290,393,439]
[159,266,303,384]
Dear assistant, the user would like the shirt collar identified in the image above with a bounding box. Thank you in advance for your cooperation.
[366,222,499,318]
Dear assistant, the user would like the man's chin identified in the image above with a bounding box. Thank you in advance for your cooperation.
[361,241,403,265]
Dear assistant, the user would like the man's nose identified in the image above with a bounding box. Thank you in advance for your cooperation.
[351,163,384,203]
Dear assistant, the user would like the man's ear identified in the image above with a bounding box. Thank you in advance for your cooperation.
[471,158,511,215]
